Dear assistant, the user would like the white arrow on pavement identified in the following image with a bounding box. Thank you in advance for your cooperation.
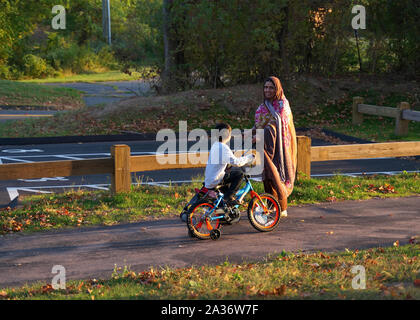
[7,187,52,201]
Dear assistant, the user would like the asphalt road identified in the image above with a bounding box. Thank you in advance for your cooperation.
[0,196,418,288]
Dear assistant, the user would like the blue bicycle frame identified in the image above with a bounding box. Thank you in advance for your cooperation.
[208,177,253,222]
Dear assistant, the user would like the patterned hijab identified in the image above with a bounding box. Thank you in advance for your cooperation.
[264,76,284,101]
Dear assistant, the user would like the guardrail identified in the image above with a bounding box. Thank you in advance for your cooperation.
[352,97,420,136]
[1,137,419,194]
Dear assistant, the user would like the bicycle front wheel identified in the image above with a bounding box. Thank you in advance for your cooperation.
[247,193,281,232]
[187,202,220,240]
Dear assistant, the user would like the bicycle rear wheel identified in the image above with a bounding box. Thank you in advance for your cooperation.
[187,202,221,240]
[247,193,280,232]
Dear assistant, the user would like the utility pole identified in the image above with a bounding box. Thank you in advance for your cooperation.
[354,30,362,72]
[102,0,111,45]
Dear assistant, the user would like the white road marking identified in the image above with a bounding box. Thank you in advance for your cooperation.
[4,181,195,200]
[7,187,52,200]
[18,177,69,182]
[0,151,157,163]
[311,170,419,177]
[0,157,33,163]
[54,155,85,160]
[2,149,44,153]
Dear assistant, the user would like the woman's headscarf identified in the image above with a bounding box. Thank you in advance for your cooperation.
[264,76,284,101]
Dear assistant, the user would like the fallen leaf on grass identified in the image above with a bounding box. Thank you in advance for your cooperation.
[393,240,399,247]
[41,284,54,294]
[414,279,420,287]
[258,285,287,296]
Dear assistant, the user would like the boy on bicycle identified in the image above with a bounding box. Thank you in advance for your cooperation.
[204,123,255,207]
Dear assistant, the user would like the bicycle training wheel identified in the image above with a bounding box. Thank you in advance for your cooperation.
[247,193,281,232]
[187,202,221,240]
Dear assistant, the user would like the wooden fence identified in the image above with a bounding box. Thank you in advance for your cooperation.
[353,97,420,136]
[1,137,420,194]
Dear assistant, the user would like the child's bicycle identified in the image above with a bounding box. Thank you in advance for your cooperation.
[183,167,282,240]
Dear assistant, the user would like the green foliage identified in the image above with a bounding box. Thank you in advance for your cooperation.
[112,0,164,67]
[22,54,51,78]
[0,0,418,81]
[167,0,420,87]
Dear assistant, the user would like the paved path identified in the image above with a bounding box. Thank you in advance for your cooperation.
[0,80,152,120]
[0,196,418,288]
[44,80,152,106]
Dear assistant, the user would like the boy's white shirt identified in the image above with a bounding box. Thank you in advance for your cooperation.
[204,141,253,189]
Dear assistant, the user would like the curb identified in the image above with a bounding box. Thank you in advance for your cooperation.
[0,133,157,146]
[320,128,373,144]
[0,105,64,111]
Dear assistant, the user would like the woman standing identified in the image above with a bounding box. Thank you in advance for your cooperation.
[252,76,297,217]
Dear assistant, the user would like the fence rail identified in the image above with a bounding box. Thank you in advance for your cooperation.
[0,137,419,193]
[353,97,420,136]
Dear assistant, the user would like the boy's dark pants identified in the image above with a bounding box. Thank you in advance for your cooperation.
[220,167,244,200]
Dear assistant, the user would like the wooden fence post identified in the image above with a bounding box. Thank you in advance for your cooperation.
[111,144,131,193]
[296,136,311,180]
[395,102,410,136]
[352,96,364,125]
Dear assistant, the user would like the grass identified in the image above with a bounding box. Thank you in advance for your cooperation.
[0,98,254,137]
[1,78,419,141]
[18,70,155,84]
[1,172,418,235]
[0,79,84,110]
[295,89,420,142]
[1,244,418,300]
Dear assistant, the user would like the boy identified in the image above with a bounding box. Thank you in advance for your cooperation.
[204,123,254,206]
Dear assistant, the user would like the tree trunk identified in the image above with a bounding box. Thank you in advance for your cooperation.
[278,3,290,75]
[162,0,188,92]
[162,0,174,93]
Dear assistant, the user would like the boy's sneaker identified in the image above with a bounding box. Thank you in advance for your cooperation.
[226,198,240,207]
[280,210,288,218]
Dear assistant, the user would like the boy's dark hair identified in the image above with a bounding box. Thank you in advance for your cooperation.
[215,122,231,142]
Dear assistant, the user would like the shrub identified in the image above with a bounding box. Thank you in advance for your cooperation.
[0,63,10,79]
[22,54,49,78]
